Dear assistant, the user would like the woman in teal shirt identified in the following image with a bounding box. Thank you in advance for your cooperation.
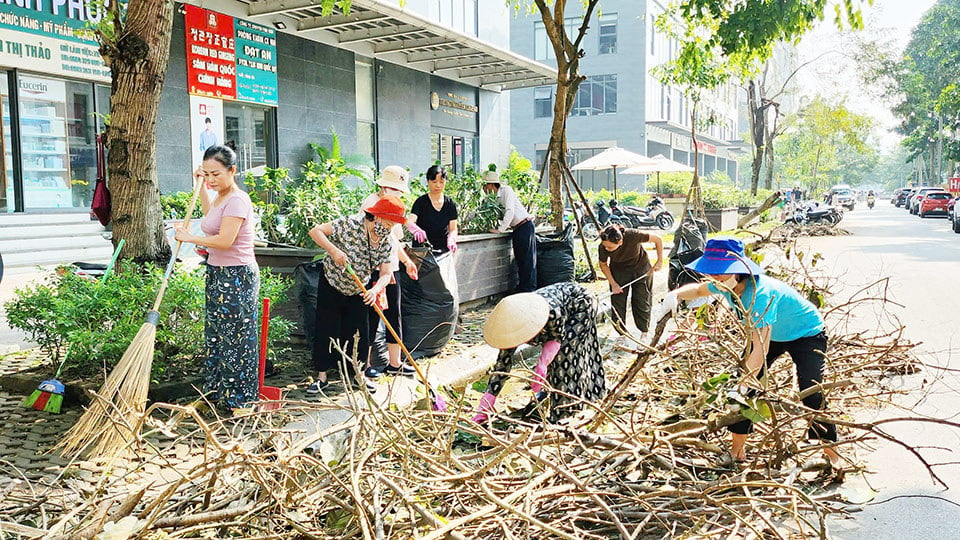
[658,237,840,466]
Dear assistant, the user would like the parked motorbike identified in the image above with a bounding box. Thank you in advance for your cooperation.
[783,201,843,226]
[609,197,675,230]
[581,199,628,240]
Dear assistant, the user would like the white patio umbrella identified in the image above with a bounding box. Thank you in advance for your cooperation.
[622,154,694,194]
[570,146,657,200]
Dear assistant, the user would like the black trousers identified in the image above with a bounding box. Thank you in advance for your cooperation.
[729,331,837,442]
[367,272,401,345]
[609,265,652,333]
[312,265,368,376]
[512,219,537,293]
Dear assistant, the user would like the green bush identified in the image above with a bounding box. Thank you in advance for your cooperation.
[4,263,293,381]
[160,191,204,220]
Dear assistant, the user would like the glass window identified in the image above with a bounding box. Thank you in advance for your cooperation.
[355,58,377,167]
[599,14,617,54]
[534,86,553,118]
[464,0,477,35]
[1,71,11,212]
[571,75,616,116]
[17,75,75,209]
[534,18,581,62]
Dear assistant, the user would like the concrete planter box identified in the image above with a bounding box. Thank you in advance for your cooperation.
[254,246,319,274]
[704,208,739,232]
[454,232,516,305]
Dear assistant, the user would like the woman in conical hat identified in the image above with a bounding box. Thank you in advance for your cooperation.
[473,282,605,423]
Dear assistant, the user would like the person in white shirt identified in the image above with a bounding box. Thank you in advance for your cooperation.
[482,167,537,293]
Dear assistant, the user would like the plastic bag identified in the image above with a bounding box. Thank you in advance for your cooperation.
[398,248,458,357]
[536,223,575,288]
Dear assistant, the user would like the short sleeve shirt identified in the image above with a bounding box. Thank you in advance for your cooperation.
[321,215,392,296]
[411,194,459,252]
[597,229,651,272]
[707,276,824,342]
[200,190,256,267]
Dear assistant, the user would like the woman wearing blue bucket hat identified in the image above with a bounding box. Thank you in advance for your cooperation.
[655,237,841,466]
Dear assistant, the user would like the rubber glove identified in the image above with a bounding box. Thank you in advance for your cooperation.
[447,238,458,253]
[530,340,560,393]
[471,392,497,423]
[651,291,679,323]
[406,222,427,243]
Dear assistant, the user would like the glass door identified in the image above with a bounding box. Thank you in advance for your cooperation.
[1,70,11,212]
[223,102,273,175]
[17,75,72,210]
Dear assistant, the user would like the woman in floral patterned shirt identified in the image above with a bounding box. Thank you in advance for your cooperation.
[306,196,409,393]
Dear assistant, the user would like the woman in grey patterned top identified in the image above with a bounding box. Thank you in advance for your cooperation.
[306,196,409,393]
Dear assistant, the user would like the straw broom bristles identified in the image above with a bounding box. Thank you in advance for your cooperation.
[58,313,158,458]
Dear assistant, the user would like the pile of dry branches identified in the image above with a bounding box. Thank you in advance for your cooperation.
[1,240,953,540]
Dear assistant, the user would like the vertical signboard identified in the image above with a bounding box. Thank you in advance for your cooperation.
[949,177,960,194]
[184,5,277,106]
[235,19,278,105]
[184,6,237,100]
[190,95,224,172]
[0,2,110,82]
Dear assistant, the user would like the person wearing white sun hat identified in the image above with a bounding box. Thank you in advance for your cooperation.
[472,282,606,423]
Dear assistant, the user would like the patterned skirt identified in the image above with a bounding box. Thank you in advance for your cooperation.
[205,264,260,409]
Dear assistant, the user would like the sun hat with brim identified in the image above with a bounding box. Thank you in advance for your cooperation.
[685,237,764,276]
[376,165,410,193]
[482,169,501,184]
[366,195,407,225]
[483,293,550,349]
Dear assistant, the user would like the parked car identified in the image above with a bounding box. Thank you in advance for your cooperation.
[829,184,856,210]
[891,188,903,205]
[895,188,915,208]
[918,191,952,218]
[909,187,943,214]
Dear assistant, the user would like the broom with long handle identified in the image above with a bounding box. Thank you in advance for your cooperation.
[59,174,206,458]
[346,264,447,412]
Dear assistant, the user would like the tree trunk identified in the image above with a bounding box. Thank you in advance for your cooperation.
[547,66,570,230]
[763,133,775,190]
[104,0,175,265]
[747,81,765,195]
[737,190,782,229]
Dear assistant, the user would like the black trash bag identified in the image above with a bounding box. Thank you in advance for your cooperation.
[536,223,575,288]
[294,259,324,352]
[398,248,458,358]
[668,217,709,290]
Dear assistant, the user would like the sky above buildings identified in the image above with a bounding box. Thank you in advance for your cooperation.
[795,0,938,150]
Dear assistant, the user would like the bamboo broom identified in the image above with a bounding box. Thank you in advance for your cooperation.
[58,174,205,458]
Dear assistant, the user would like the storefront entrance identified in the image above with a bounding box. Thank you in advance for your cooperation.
[2,71,108,212]
[223,102,275,174]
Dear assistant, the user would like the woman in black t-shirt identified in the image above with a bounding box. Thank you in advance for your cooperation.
[410,165,459,253]
[598,224,663,341]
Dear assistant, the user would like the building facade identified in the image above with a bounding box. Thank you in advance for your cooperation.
[509,0,744,194]
[0,0,552,213]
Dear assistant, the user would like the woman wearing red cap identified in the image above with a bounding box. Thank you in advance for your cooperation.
[306,195,409,393]
[657,237,842,467]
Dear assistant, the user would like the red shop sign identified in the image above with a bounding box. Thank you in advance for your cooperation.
[185,5,237,100]
[949,177,960,193]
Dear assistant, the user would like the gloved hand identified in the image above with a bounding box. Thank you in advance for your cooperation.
[651,292,679,323]
[531,340,560,393]
[447,238,458,253]
[406,222,427,243]
[471,392,497,423]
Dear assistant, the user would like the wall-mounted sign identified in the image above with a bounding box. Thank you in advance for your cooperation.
[430,76,478,133]
[184,5,277,106]
[0,1,110,82]
[694,140,716,155]
[949,177,960,194]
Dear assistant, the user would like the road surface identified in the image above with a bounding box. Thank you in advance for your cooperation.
[799,200,960,538]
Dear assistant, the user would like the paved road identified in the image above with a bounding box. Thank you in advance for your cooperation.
[799,201,960,538]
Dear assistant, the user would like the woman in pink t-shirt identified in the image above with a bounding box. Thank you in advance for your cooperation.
[175,145,259,411]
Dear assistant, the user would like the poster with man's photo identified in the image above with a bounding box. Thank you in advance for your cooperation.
[190,95,224,173]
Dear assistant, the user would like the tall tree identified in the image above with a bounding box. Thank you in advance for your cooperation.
[656,0,873,204]
[776,97,873,193]
[94,0,350,263]
[510,1,601,229]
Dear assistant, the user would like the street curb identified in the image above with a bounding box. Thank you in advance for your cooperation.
[0,370,204,407]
